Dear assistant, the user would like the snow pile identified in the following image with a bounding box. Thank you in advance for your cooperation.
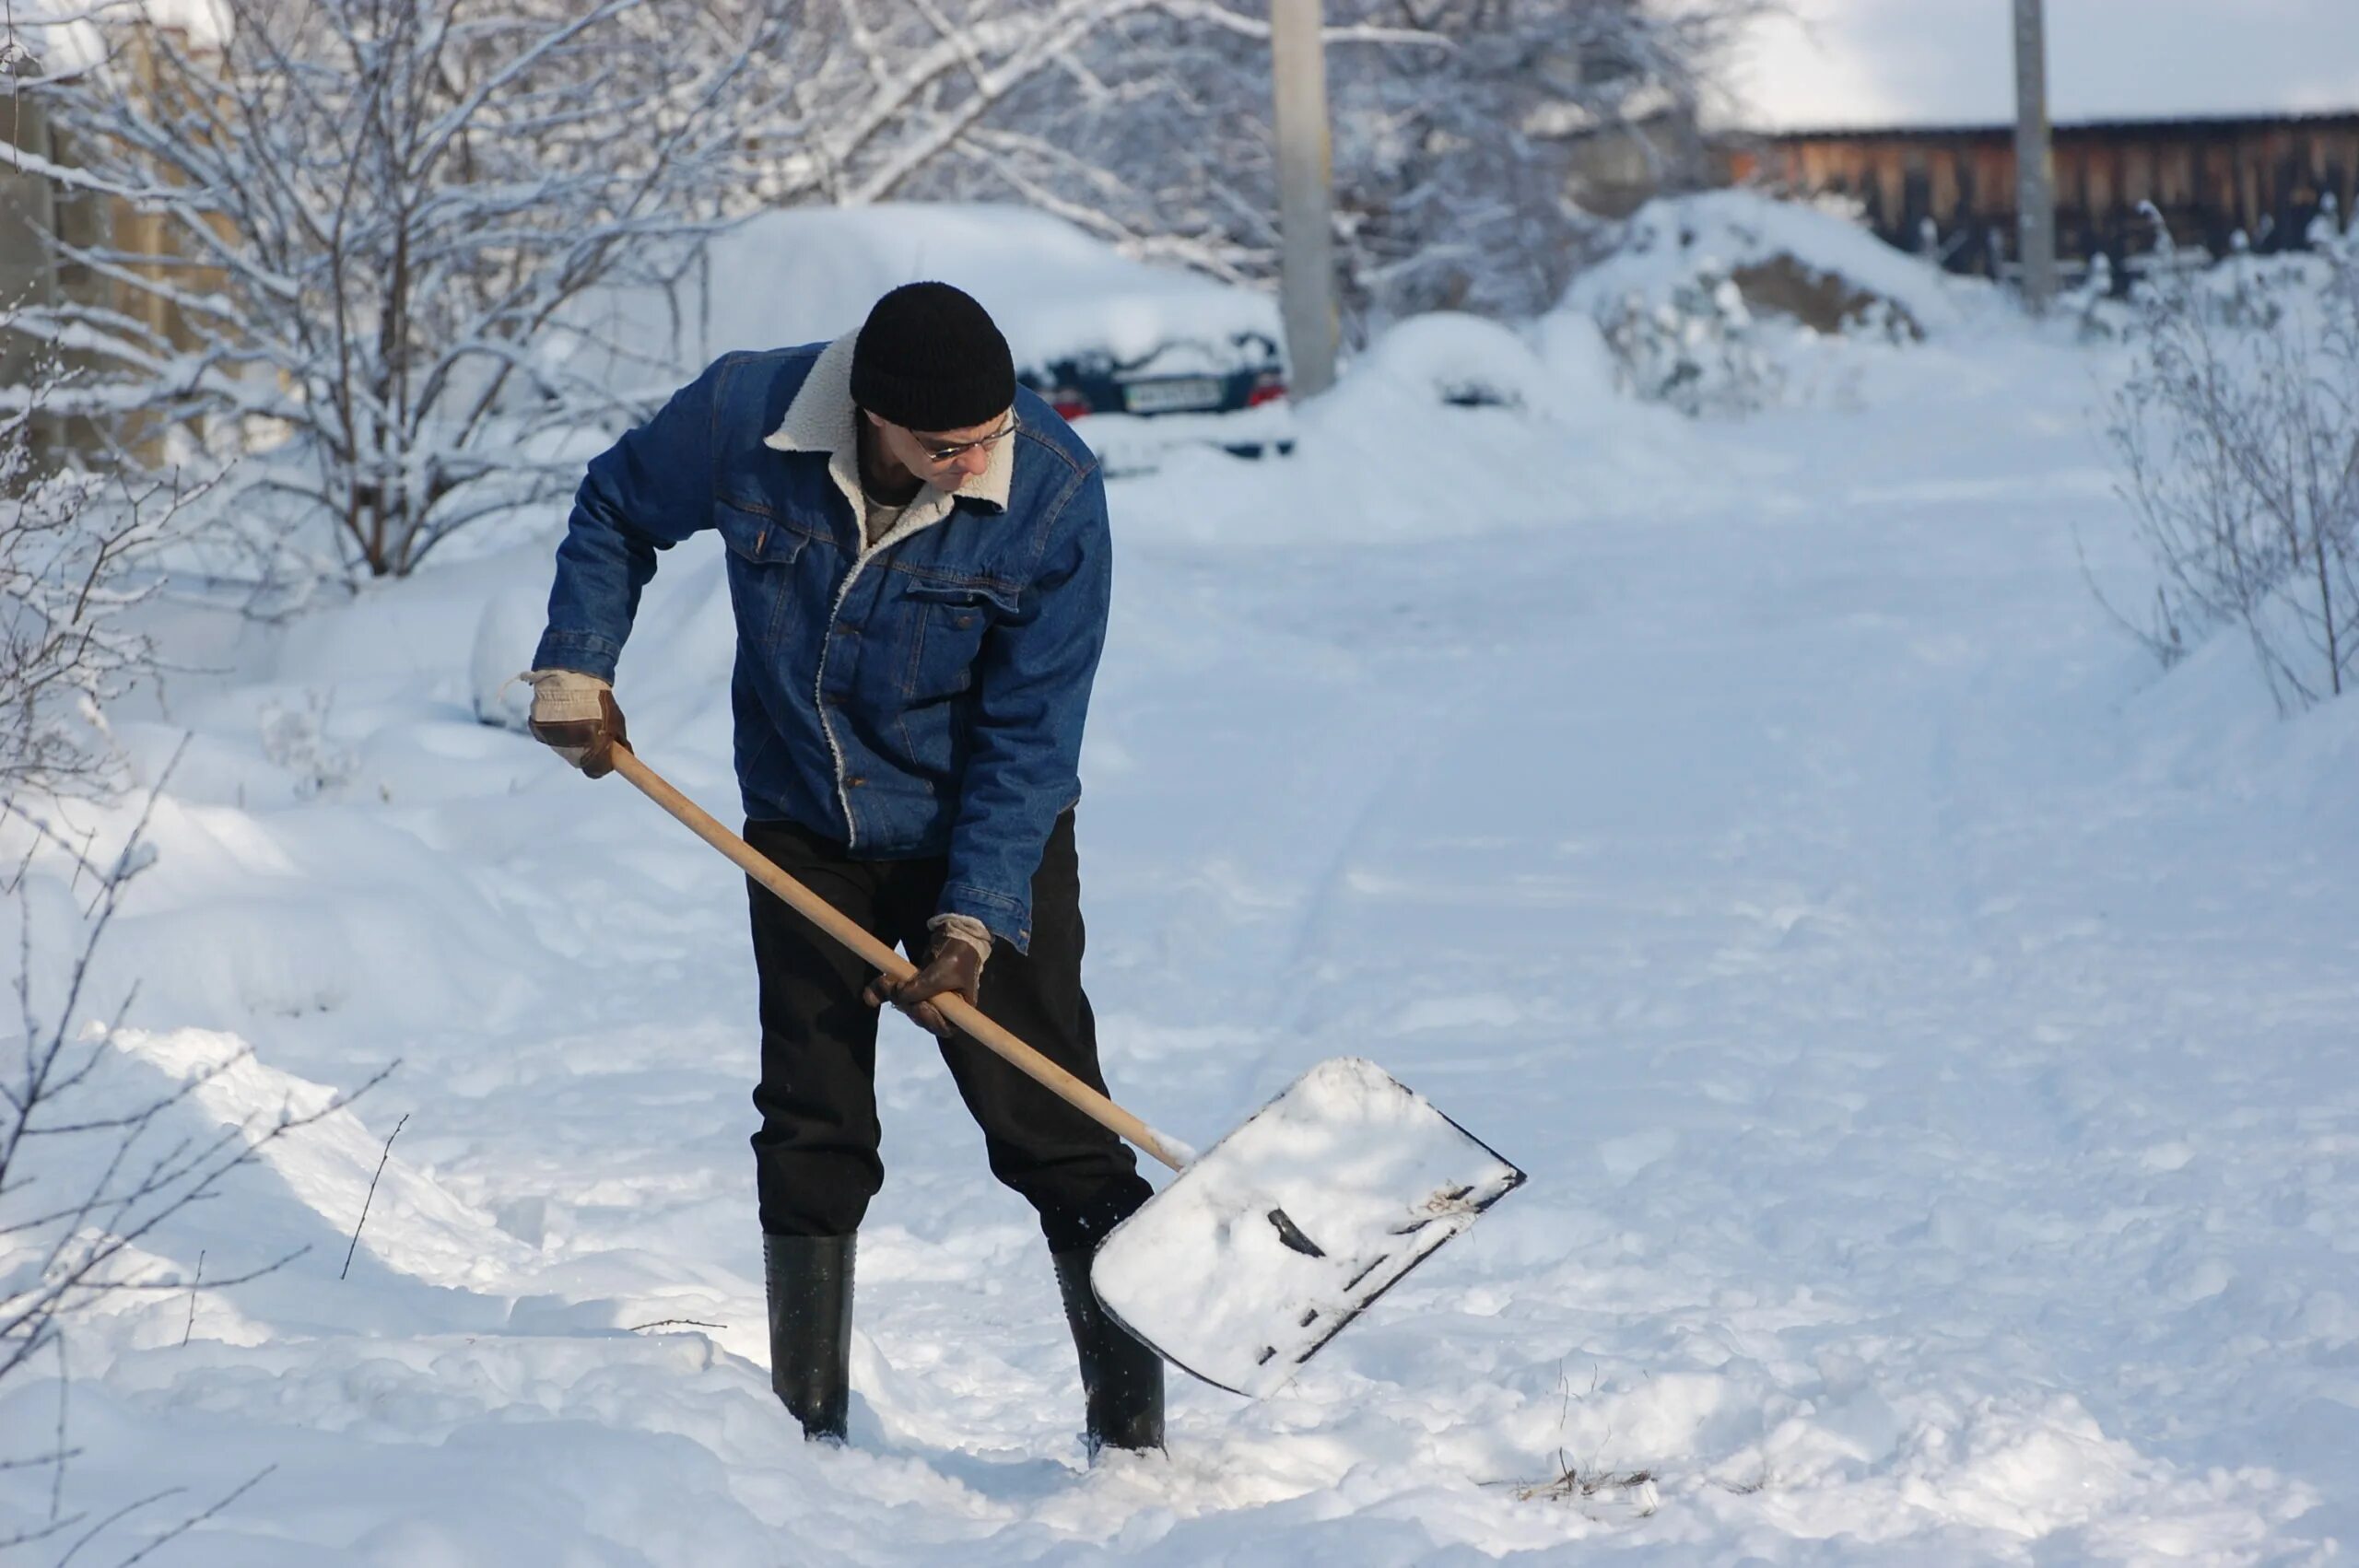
[1561,190,1976,416]
[1567,188,1970,338]
[1340,310,1569,413]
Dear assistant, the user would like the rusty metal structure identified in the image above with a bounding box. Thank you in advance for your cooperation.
[1731,111,2359,284]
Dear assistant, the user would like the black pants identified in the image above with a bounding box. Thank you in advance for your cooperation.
[745,811,1152,1254]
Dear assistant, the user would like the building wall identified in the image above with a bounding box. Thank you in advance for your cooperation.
[1730,112,2359,281]
[1,29,208,465]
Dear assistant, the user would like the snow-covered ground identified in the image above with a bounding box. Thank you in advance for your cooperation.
[5,234,2357,1564]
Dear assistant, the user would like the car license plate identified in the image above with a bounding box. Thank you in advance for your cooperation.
[1121,376,1224,415]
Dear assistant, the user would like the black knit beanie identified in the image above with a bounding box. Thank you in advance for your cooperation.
[850,282,1016,432]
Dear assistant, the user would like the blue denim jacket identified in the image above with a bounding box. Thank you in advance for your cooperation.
[534,334,1112,952]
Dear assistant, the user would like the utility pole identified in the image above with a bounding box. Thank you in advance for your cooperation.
[2013,0,2059,312]
[1272,0,1337,397]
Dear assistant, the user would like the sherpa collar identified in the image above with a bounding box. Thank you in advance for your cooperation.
[761,331,1015,546]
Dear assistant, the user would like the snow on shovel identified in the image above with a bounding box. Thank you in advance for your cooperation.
[614,749,1526,1398]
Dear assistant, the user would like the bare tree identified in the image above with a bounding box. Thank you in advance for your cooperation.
[2103,209,2359,711]
[7,0,759,589]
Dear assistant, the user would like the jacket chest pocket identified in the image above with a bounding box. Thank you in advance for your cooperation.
[715,503,811,649]
[899,580,1019,698]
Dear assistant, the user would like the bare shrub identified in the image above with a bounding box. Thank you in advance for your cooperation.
[0,775,392,1556]
[0,358,195,799]
[2102,207,2359,710]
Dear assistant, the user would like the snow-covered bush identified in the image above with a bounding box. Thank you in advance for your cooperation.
[13,2,754,588]
[2103,210,2359,711]
[2306,193,2350,260]
[1596,260,1780,416]
[2068,252,2123,342]
[258,691,358,800]
[2200,229,2289,332]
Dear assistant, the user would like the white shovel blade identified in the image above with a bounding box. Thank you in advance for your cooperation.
[1090,1057,1524,1399]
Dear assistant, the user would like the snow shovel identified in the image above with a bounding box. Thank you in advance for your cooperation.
[611,747,1526,1398]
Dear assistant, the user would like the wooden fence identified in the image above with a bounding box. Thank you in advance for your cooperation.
[1730,112,2359,284]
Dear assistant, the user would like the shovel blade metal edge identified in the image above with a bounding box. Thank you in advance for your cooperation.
[1088,1057,1527,1399]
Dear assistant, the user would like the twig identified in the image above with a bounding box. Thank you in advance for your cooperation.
[0,1445,83,1473]
[340,1115,406,1280]
[1510,1457,1656,1504]
[52,1484,181,1568]
[626,1317,724,1334]
[49,1332,66,1522]
[0,1510,88,1554]
[181,1249,201,1346]
[99,1464,273,1567]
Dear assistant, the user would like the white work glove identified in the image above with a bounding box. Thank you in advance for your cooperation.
[522,669,628,778]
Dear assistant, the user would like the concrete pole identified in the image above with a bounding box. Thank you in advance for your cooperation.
[2013,0,2059,312]
[1271,0,1337,397]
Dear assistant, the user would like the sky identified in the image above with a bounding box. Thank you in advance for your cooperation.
[1723,0,2359,130]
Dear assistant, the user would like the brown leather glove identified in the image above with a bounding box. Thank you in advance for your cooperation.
[863,919,989,1038]
[524,669,628,779]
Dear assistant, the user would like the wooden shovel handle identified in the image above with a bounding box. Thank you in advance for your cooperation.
[608,746,1190,1172]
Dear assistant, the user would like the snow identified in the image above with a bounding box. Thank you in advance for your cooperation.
[6,203,2359,1562]
[1092,1057,1524,1398]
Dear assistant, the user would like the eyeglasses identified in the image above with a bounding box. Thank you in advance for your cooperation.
[918,418,1017,463]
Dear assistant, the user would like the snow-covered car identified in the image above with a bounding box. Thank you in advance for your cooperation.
[562,203,1294,474]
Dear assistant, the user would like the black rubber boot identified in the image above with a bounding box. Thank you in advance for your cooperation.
[763,1233,854,1444]
[1051,1248,1166,1458]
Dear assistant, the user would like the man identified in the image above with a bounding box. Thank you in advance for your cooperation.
[522,282,1162,1457]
